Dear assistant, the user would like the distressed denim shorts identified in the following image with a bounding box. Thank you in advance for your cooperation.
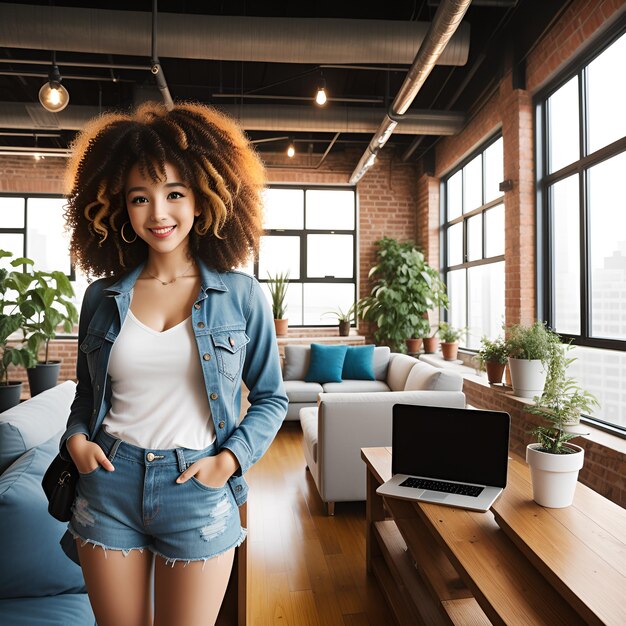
[68,428,247,566]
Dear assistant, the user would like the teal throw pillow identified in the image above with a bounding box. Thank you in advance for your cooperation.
[342,344,376,380]
[304,344,348,383]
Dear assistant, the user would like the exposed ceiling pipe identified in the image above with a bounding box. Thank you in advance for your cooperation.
[0,3,469,66]
[349,0,473,184]
[150,0,173,110]
[0,102,465,135]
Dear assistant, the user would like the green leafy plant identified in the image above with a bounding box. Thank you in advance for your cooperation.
[266,271,289,319]
[476,335,508,367]
[0,250,37,385]
[358,237,448,353]
[527,343,599,454]
[438,321,465,343]
[505,321,561,364]
[22,268,78,364]
[322,302,360,324]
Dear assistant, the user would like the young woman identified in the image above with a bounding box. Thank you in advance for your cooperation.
[57,102,288,626]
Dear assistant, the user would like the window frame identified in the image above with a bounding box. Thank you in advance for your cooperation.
[255,184,358,328]
[441,133,505,348]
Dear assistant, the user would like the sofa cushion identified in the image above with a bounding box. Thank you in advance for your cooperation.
[0,594,94,625]
[0,380,76,474]
[386,354,419,391]
[299,407,319,463]
[0,434,87,599]
[283,345,311,381]
[305,344,348,383]
[322,380,390,393]
[283,380,323,403]
[342,345,375,380]
[373,346,391,380]
[404,361,464,392]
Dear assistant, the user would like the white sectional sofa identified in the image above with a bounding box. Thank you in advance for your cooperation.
[290,347,466,514]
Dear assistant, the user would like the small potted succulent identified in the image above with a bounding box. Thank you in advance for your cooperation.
[267,271,289,337]
[322,302,359,337]
[476,335,508,384]
[438,321,465,361]
[505,321,562,399]
[525,344,598,508]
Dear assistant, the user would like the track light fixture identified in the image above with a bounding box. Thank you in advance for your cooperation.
[39,54,69,112]
[287,139,296,158]
[315,74,327,106]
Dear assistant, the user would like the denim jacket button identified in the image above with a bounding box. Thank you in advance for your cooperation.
[235,485,243,493]
[229,337,235,346]
[210,392,218,400]
[194,303,201,310]
[203,353,211,361]
[218,420,225,429]
[197,322,205,329]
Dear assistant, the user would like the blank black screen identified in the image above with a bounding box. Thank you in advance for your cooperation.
[392,405,510,488]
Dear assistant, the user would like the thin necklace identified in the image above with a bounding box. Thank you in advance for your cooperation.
[144,261,194,286]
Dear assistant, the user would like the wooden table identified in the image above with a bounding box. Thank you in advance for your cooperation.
[361,447,626,626]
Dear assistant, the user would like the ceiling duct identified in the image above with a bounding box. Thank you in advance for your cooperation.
[0,3,469,66]
[350,0,473,183]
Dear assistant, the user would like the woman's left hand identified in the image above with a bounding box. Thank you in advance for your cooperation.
[176,450,239,488]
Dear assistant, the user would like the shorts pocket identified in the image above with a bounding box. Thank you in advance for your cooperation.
[79,464,103,477]
[189,476,228,493]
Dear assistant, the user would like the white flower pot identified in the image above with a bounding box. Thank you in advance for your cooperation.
[526,443,584,508]
[508,357,547,398]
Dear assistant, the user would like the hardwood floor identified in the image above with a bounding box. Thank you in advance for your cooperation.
[244,422,393,626]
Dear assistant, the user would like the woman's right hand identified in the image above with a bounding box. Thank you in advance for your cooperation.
[67,434,115,474]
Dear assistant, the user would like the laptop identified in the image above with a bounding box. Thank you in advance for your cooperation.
[376,404,510,512]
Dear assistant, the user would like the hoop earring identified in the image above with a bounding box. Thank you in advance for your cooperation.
[121,221,137,244]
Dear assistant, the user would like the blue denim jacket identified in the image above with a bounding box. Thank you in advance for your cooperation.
[59,258,287,508]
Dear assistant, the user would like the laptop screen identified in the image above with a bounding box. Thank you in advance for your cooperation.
[392,404,510,488]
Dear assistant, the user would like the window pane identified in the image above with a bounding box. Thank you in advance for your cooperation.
[547,75,579,173]
[447,222,463,266]
[484,137,503,203]
[463,155,482,212]
[551,176,580,335]
[26,198,71,274]
[447,171,462,220]
[467,214,482,262]
[0,234,24,269]
[447,269,466,332]
[0,197,25,228]
[567,345,626,431]
[307,234,353,278]
[262,188,304,230]
[261,282,303,325]
[467,262,505,350]
[588,151,626,340]
[306,190,354,230]
[303,283,355,326]
[587,33,626,154]
[258,236,300,279]
[485,204,504,257]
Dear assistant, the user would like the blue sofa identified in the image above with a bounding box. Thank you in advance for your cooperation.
[0,381,95,625]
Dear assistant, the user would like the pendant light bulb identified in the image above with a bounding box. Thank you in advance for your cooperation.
[39,65,70,112]
[315,86,327,106]
[287,140,296,158]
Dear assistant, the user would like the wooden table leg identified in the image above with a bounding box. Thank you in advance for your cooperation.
[366,467,385,575]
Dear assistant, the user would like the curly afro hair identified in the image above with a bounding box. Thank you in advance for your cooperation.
[64,101,265,276]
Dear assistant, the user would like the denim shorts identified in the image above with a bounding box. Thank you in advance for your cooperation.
[68,429,247,566]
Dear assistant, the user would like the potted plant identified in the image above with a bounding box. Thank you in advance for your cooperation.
[422,324,440,354]
[267,271,289,337]
[438,322,464,361]
[322,302,359,337]
[476,335,508,384]
[358,237,447,353]
[525,344,599,508]
[22,264,78,396]
[0,251,37,411]
[505,321,561,399]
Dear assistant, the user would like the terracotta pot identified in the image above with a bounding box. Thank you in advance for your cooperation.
[274,318,288,337]
[338,320,350,337]
[440,341,459,361]
[485,360,506,384]
[405,338,423,354]
[423,337,439,354]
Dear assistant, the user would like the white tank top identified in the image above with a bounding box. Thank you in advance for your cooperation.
[102,308,216,450]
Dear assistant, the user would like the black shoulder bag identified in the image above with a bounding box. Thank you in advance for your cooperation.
[42,454,79,522]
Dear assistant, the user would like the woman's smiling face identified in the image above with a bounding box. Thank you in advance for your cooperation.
[125,161,200,256]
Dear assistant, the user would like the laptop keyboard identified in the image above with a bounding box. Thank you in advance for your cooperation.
[399,477,484,497]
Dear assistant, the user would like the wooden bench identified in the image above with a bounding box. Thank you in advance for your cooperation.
[361,447,626,626]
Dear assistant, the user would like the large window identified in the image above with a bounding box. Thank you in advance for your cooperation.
[538,27,626,432]
[255,186,357,327]
[442,136,505,349]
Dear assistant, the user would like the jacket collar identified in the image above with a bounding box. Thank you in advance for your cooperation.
[104,258,228,295]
